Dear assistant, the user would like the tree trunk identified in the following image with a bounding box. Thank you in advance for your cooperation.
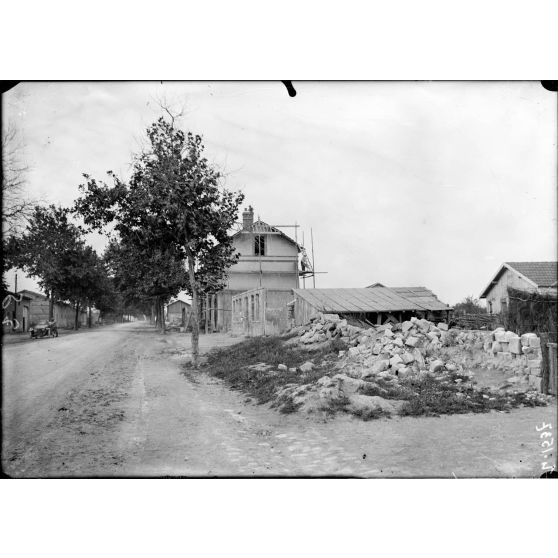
[205,293,209,335]
[48,291,54,321]
[185,248,199,368]
[88,304,92,328]
[74,302,80,330]
[161,298,166,335]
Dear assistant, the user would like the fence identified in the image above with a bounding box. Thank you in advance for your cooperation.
[452,313,503,330]
[541,335,557,396]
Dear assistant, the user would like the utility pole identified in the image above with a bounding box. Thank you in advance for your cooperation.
[311,228,316,288]
[302,231,306,289]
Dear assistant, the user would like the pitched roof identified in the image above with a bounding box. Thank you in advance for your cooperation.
[505,262,558,288]
[480,261,558,298]
[293,288,427,313]
[389,286,451,311]
[232,220,301,251]
[17,289,46,299]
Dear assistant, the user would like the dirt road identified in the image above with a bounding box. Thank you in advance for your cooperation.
[2,322,555,477]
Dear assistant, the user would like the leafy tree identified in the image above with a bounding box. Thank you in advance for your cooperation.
[453,295,487,316]
[103,237,188,331]
[11,205,85,319]
[75,116,244,366]
[61,243,108,329]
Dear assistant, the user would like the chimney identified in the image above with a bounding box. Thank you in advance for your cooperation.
[242,205,254,230]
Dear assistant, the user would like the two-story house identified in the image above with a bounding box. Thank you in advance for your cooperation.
[213,206,301,332]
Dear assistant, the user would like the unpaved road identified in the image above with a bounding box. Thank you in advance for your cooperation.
[2,322,556,477]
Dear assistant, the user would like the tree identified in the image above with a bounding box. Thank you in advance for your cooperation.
[75,116,244,366]
[103,237,188,331]
[453,295,487,316]
[12,205,85,319]
[61,243,108,329]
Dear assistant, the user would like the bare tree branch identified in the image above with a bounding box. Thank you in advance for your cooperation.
[2,121,40,235]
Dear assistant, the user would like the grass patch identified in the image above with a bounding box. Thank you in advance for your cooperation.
[201,336,345,404]
[356,371,548,418]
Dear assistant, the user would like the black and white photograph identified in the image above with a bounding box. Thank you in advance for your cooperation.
[2,81,556,479]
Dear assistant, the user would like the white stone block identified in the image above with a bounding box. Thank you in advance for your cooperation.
[494,331,507,342]
[521,333,536,346]
[529,336,541,348]
[491,341,502,353]
[405,336,419,348]
[503,331,518,342]
[508,337,522,354]
[437,322,449,331]
[401,352,415,365]
[389,354,403,367]
[429,359,445,373]
[371,359,390,373]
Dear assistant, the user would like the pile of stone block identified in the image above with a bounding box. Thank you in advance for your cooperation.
[484,327,543,390]
[289,315,547,392]
[296,314,363,345]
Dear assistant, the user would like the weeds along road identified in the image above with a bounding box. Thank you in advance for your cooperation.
[2,322,555,477]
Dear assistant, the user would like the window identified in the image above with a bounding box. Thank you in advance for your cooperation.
[254,235,265,256]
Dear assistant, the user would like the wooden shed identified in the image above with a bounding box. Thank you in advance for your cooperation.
[292,286,451,326]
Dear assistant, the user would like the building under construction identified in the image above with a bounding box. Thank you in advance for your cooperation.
[207,206,316,333]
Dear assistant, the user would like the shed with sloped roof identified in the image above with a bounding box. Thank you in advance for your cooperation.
[292,286,451,326]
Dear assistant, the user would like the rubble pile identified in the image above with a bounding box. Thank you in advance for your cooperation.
[270,314,549,417]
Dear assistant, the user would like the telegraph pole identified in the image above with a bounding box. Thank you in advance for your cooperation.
[311,228,316,288]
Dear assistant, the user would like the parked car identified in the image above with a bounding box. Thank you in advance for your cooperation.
[30,319,58,339]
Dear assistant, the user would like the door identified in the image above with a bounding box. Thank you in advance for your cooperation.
[23,305,29,332]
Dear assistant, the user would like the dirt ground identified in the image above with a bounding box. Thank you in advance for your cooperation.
[2,322,556,477]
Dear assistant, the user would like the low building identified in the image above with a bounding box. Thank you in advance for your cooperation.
[2,291,33,333]
[480,261,558,314]
[165,298,191,326]
[11,290,87,330]
[292,286,451,327]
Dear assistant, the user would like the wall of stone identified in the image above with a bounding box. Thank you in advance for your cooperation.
[484,328,544,391]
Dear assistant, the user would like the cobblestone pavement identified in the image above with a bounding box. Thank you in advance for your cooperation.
[3,323,555,477]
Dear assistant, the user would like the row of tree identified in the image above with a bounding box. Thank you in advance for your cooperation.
[3,113,244,365]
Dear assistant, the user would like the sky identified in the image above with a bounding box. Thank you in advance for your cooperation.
[3,81,557,305]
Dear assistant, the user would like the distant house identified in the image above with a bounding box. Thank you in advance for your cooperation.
[165,298,191,326]
[480,261,558,314]
[217,206,301,332]
[2,291,33,333]
[14,290,87,330]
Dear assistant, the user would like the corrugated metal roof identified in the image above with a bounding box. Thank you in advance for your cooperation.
[390,287,450,311]
[293,288,425,313]
[506,261,557,288]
